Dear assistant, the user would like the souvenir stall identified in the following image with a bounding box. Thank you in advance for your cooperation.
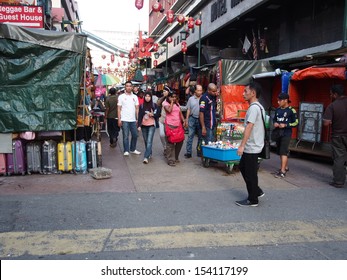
[0,23,104,176]
[201,59,273,173]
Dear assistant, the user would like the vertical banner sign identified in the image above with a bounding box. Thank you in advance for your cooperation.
[0,5,44,28]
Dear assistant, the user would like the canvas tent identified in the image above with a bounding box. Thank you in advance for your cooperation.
[219,59,273,120]
[0,23,87,133]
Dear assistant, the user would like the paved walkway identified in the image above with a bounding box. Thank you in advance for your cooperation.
[0,129,338,197]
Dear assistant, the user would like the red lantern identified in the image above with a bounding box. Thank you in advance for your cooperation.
[181,42,188,54]
[110,54,115,63]
[166,10,174,24]
[153,60,158,67]
[101,54,106,60]
[187,17,195,29]
[120,53,125,58]
[177,14,186,25]
[152,43,159,52]
[123,61,126,66]
[166,36,173,44]
[107,63,110,66]
[195,18,202,26]
[117,62,120,67]
[152,2,162,12]
[141,47,146,53]
[129,52,135,59]
[135,0,143,10]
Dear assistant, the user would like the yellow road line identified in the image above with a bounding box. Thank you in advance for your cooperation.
[1,220,347,258]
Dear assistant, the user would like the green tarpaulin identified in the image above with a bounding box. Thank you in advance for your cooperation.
[0,23,87,132]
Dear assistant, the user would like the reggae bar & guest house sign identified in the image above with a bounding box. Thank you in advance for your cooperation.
[0,1,43,29]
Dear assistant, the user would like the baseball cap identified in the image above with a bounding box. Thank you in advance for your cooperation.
[164,85,172,93]
[278,92,291,102]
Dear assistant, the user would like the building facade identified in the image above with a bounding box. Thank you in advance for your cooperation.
[149,0,347,71]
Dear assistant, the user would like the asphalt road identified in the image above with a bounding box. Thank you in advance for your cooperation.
[0,132,346,260]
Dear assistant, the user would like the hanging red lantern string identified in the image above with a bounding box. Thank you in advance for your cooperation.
[166,9,175,24]
[195,18,202,26]
[187,17,195,29]
[153,60,158,67]
[181,42,188,54]
[152,43,159,52]
[166,36,173,44]
[176,14,186,25]
[152,1,162,15]
[135,0,144,10]
[110,54,115,63]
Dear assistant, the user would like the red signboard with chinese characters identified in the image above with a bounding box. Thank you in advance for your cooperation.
[0,5,44,28]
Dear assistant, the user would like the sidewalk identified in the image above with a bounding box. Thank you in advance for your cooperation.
[0,130,337,196]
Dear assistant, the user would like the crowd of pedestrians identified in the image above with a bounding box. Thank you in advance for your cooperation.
[99,80,346,206]
[103,81,218,167]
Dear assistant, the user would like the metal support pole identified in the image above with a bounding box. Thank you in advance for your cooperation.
[198,13,202,67]
[165,45,168,77]
[343,0,347,47]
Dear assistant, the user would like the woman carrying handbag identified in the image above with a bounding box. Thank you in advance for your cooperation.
[163,91,185,166]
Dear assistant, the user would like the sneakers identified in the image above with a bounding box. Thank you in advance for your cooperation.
[274,170,286,178]
[258,190,265,198]
[123,151,130,156]
[235,199,258,207]
[130,150,141,155]
[329,182,344,188]
[184,153,192,158]
[143,158,148,164]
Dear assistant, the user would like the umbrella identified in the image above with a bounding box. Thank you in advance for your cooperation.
[95,73,121,86]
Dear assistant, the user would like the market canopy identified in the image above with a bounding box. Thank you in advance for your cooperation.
[291,66,346,81]
[0,23,87,132]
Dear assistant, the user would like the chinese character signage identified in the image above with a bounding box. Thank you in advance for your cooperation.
[0,5,44,28]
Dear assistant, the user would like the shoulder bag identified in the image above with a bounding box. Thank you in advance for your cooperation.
[165,120,185,143]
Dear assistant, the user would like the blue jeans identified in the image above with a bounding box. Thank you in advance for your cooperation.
[121,121,138,152]
[202,127,216,143]
[186,116,202,155]
[141,125,156,159]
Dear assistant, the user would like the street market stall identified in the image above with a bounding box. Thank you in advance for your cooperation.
[0,23,94,175]
[201,59,273,173]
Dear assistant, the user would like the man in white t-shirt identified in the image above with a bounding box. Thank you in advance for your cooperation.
[117,81,141,156]
[236,81,265,207]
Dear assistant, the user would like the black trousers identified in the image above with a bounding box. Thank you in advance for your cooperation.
[107,118,120,144]
[239,152,262,204]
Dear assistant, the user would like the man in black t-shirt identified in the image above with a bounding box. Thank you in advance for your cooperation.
[323,84,347,188]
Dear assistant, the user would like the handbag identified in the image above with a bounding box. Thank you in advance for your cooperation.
[271,128,283,142]
[252,103,270,159]
[165,121,185,143]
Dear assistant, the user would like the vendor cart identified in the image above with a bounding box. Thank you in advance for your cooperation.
[201,145,241,174]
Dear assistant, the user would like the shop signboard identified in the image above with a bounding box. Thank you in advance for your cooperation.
[0,5,43,28]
